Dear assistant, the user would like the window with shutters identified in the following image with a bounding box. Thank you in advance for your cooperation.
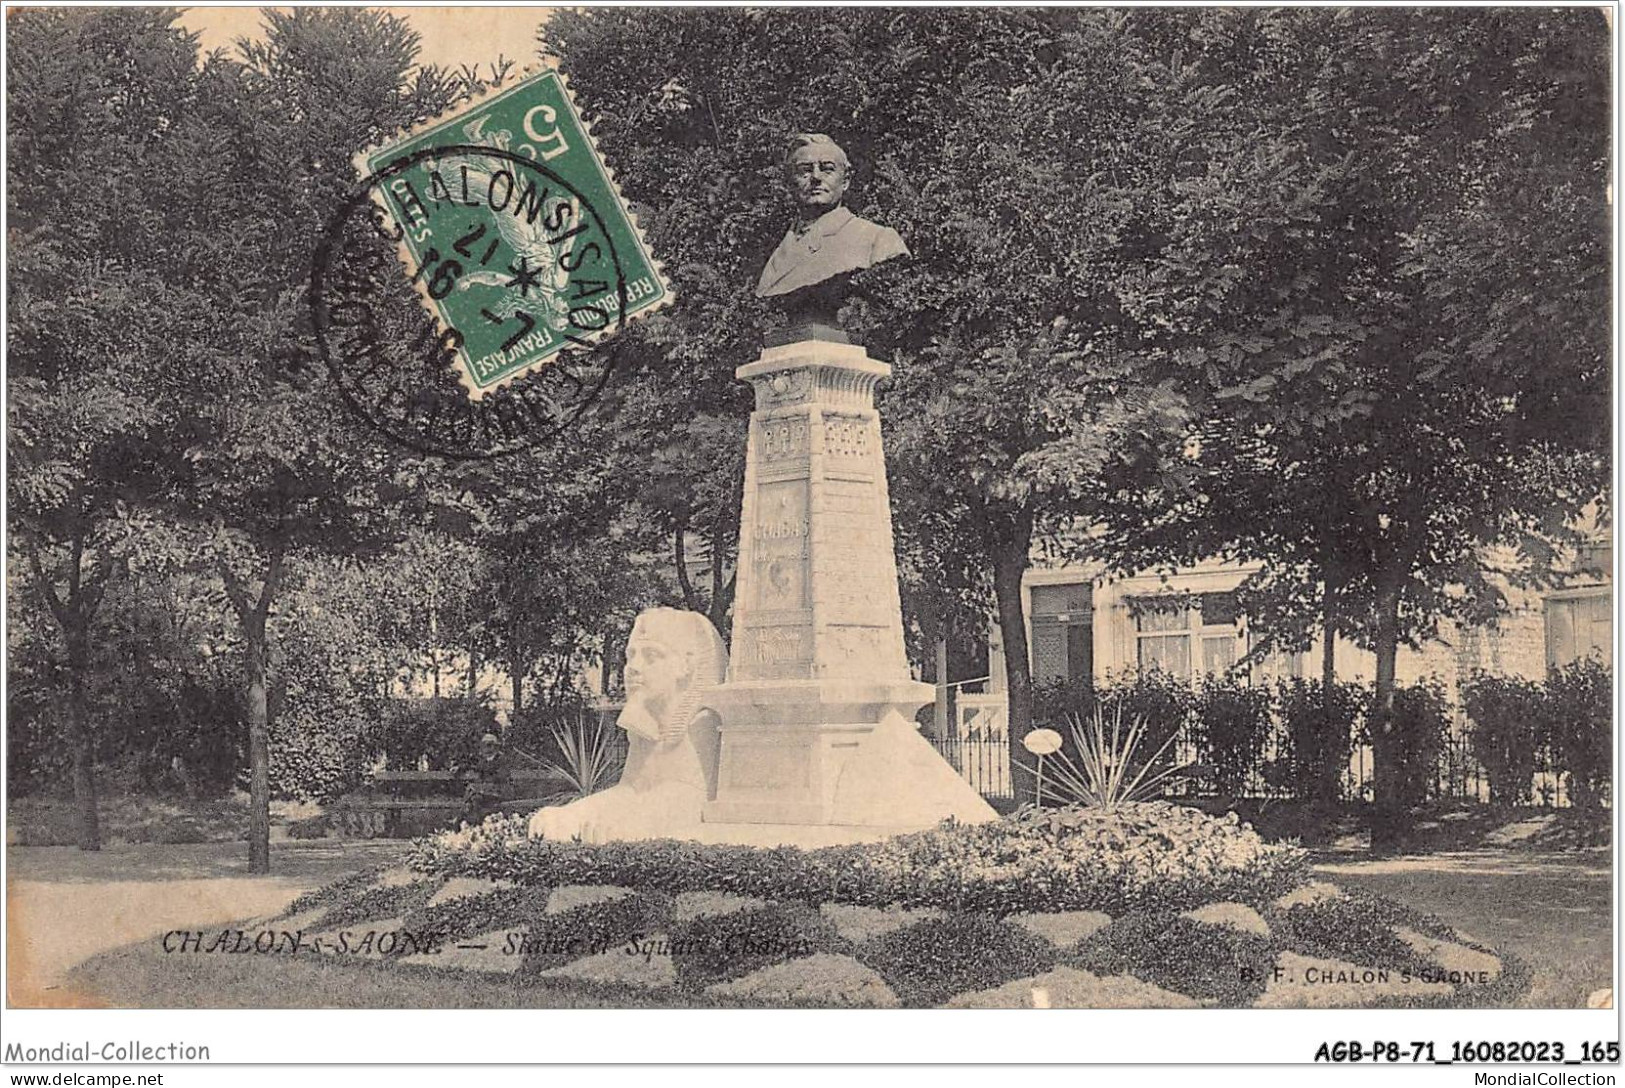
[1030,582,1094,684]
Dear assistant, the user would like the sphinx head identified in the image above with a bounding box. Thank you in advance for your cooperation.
[621,608,727,735]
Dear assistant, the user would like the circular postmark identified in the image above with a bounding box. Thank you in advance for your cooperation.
[310,144,632,460]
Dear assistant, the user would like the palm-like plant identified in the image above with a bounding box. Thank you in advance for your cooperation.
[542,713,623,802]
[1018,701,1185,811]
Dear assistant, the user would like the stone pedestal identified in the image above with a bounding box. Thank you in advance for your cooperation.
[701,340,996,836]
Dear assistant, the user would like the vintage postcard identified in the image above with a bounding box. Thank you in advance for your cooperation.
[3,2,1616,1071]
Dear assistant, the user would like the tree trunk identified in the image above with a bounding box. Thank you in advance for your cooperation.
[1368,574,1403,852]
[991,514,1035,805]
[1320,578,1337,691]
[602,624,628,701]
[64,626,100,851]
[220,551,282,875]
[673,523,704,614]
[1316,571,1338,805]
[707,525,735,638]
[30,535,108,851]
[428,588,442,698]
[244,611,272,874]
[509,634,525,723]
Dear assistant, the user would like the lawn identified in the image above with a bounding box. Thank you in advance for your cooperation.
[1315,849,1611,1008]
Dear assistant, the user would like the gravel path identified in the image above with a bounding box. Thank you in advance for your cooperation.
[7,839,403,1005]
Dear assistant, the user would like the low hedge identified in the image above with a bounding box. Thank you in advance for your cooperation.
[271,866,1530,1008]
[856,913,1057,1007]
[517,891,674,974]
[410,802,1310,918]
[1072,912,1274,1007]
[321,878,445,930]
[403,885,552,944]
[284,866,389,916]
[1271,892,1440,977]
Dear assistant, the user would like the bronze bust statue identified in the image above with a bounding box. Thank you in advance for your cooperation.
[755,134,908,343]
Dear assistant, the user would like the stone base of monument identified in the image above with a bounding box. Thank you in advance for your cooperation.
[691,339,998,845]
[700,680,996,837]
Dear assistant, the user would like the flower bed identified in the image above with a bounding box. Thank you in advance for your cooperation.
[407,802,1310,917]
[242,803,1527,1008]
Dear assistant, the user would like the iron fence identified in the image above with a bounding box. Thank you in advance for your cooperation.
[926,718,1607,809]
[930,733,1016,800]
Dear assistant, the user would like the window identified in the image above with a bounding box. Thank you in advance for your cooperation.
[1134,592,1244,679]
[1031,582,1093,684]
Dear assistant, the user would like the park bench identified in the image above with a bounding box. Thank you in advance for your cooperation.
[330,768,563,839]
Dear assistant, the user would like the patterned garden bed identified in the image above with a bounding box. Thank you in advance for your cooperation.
[241,805,1527,1008]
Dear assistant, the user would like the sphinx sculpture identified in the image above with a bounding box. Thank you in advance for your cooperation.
[528,607,726,843]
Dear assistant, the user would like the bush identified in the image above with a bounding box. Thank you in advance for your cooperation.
[269,593,394,802]
[1546,658,1611,811]
[1461,671,1545,805]
[1106,669,1193,758]
[285,814,332,839]
[1031,677,1097,731]
[321,878,445,930]
[1033,671,1193,788]
[1073,911,1275,1006]
[283,866,389,916]
[413,803,1311,918]
[269,706,371,804]
[1271,892,1441,976]
[5,794,249,846]
[856,913,1056,1007]
[150,816,211,845]
[378,697,499,774]
[1374,680,1450,808]
[1192,675,1275,795]
[1277,678,1364,805]
[507,691,603,768]
[404,885,552,943]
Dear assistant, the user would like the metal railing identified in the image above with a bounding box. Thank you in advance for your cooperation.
[924,707,1607,809]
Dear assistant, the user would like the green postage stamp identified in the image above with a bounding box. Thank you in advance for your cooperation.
[355,70,671,398]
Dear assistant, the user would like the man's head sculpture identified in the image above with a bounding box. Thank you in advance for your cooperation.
[783,133,851,217]
[755,132,909,342]
[619,607,728,742]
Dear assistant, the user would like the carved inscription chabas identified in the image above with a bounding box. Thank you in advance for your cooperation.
[751,480,809,611]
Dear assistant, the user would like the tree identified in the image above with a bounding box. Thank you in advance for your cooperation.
[429,433,659,727]
[7,8,216,848]
[1101,10,1610,835]
[162,9,458,871]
